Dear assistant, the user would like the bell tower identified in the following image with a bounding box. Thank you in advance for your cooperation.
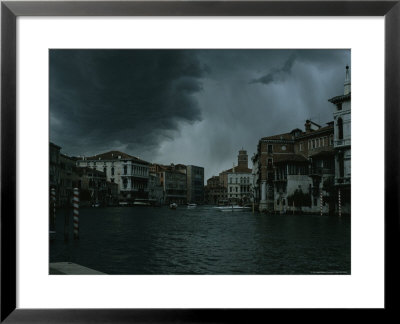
[238,149,248,168]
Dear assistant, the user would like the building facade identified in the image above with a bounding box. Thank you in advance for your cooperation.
[49,142,61,203]
[253,122,335,214]
[59,153,80,207]
[205,149,253,206]
[186,165,205,204]
[329,66,351,214]
[148,172,164,205]
[160,168,187,204]
[77,151,150,201]
[205,176,226,205]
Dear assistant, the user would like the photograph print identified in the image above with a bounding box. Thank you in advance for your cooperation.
[49,49,351,275]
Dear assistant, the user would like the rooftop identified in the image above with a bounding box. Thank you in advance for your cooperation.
[83,151,149,165]
[221,166,252,174]
[328,93,351,104]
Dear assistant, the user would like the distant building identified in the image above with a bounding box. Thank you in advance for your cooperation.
[159,165,187,205]
[329,66,351,214]
[205,176,226,205]
[148,172,164,205]
[77,151,150,201]
[186,165,205,204]
[207,149,253,206]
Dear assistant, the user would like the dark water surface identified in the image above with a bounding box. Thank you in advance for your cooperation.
[50,206,350,274]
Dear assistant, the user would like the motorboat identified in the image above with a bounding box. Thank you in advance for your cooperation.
[187,203,197,208]
[216,205,251,212]
[169,203,178,209]
[133,200,151,206]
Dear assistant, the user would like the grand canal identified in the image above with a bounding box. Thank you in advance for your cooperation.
[50,206,350,274]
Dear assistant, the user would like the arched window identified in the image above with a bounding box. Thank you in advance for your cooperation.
[338,118,343,140]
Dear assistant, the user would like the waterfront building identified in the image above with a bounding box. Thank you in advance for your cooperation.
[329,66,351,214]
[77,151,150,201]
[106,181,119,206]
[186,165,205,204]
[159,165,187,205]
[217,149,253,205]
[49,142,61,203]
[253,121,335,214]
[205,176,226,205]
[151,163,204,205]
[75,167,108,206]
[59,153,80,207]
[148,172,164,205]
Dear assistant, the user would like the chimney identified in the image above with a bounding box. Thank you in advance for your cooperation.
[305,120,312,132]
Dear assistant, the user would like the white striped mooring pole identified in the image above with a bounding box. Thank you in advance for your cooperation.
[73,188,79,239]
[338,188,342,217]
[50,188,56,229]
[320,189,323,216]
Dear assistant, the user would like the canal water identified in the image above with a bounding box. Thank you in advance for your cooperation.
[50,206,350,274]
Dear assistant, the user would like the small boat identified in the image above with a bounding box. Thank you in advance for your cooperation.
[169,203,178,209]
[133,201,151,206]
[187,203,197,208]
[92,203,100,208]
[119,201,129,207]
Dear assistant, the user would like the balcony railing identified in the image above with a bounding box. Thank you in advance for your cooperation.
[334,139,351,147]
[309,167,334,176]
[335,177,351,185]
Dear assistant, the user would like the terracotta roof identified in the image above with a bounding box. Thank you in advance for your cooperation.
[221,166,252,174]
[261,132,294,141]
[84,151,149,164]
[261,121,334,142]
[296,124,333,139]
[273,154,309,164]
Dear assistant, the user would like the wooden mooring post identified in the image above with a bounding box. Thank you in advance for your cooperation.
[320,189,323,216]
[73,188,80,239]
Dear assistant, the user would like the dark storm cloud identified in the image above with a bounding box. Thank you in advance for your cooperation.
[50,49,350,181]
[50,50,207,156]
[250,53,296,85]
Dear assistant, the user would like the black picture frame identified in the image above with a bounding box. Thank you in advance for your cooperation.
[1,0,399,322]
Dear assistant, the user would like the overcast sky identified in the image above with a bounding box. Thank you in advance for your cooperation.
[50,49,350,181]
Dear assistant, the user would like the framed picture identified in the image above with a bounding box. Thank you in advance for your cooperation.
[1,0,398,322]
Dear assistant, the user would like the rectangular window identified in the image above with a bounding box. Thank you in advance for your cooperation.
[267,144,273,154]
[299,143,303,151]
